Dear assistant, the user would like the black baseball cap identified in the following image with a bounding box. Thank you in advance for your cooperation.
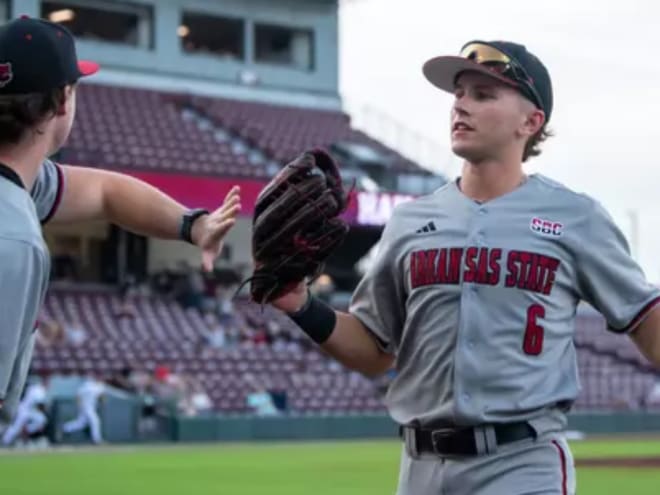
[0,15,99,95]
[423,40,553,122]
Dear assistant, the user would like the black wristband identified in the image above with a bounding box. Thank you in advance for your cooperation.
[287,292,336,344]
[179,208,209,245]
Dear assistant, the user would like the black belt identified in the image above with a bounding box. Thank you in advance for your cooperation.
[400,421,536,456]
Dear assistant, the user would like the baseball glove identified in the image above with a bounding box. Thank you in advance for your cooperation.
[241,148,351,305]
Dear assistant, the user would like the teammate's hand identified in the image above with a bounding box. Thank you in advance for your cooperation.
[192,186,241,272]
[269,281,308,314]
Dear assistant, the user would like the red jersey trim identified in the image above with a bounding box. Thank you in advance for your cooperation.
[41,162,64,224]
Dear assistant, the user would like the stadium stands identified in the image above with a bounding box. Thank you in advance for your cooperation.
[59,83,424,179]
[32,286,386,415]
[62,84,260,177]
[187,94,422,172]
[573,309,660,411]
[31,287,660,416]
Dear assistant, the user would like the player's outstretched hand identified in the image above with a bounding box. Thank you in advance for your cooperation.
[194,185,241,272]
[269,281,308,314]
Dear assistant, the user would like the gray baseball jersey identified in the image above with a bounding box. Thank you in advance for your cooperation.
[350,174,660,435]
[0,159,63,420]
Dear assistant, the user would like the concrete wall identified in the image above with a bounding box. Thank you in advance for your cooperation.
[48,399,660,445]
[15,0,339,97]
[172,412,660,443]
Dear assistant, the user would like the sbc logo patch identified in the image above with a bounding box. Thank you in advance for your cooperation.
[530,217,563,237]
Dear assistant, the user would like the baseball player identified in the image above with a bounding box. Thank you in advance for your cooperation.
[270,41,660,494]
[1,375,49,446]
[60,375,105,444]
[0,16,240,423]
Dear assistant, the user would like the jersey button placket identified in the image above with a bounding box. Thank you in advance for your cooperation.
[456,206,487,419]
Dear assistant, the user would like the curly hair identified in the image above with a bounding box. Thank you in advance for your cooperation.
[0,87,67,147]
[523,125,553,162]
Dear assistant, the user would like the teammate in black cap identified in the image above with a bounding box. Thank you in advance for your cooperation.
[0,16,240,426]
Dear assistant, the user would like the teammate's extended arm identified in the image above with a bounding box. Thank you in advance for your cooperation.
[272,285,395,378]
[51,165,240,271]
[630,307,660,367]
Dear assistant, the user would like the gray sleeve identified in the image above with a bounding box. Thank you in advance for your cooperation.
[30,159,64,224]
[576,201,660,333]
[0,241,43,420]
[349,218,406,354]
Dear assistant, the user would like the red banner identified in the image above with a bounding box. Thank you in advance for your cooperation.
[125,170,267,214]
[124,171,414,226]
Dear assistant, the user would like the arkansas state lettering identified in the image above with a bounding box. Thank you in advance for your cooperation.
[410,247,560,295]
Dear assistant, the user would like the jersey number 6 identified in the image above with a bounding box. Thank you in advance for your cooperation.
[523,304,545,356]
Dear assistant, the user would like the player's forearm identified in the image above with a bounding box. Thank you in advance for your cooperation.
[320,311,395,378]
[101,173,195,241]
[57,166,203,243]
[283,290,394,377]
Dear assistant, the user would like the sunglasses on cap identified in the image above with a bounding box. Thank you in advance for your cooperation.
[459,42,544,112]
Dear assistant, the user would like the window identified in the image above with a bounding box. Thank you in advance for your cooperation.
[179,12,244,60]
[0,2,8,23]
[41,1,153,49]
[255,23,314,71]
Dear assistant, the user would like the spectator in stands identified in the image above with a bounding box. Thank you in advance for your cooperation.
[63,317,87,347]
[268,320,284,345]
[226,322,243,348]
[119,273,139,299]
[60,375,106,445]
[35,316,87,348]
[244,374,279,417]
[215,283,236,324]
[269,320,302,353]
[174,261,207,312]
[115,274,139,320]
[201,312,227,349]
[151,265,176,298]
[35,317,65,348]
[251,325,271,347]
[151,365,188,409]
[151,366,210,417]
[179,377,213,417]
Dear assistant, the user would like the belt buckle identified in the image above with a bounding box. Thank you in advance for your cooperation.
[430,428,457,455]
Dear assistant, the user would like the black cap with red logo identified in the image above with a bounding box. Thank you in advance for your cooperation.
[0,15,99,94]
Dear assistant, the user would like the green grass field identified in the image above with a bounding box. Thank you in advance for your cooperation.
[1,438,659,494]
